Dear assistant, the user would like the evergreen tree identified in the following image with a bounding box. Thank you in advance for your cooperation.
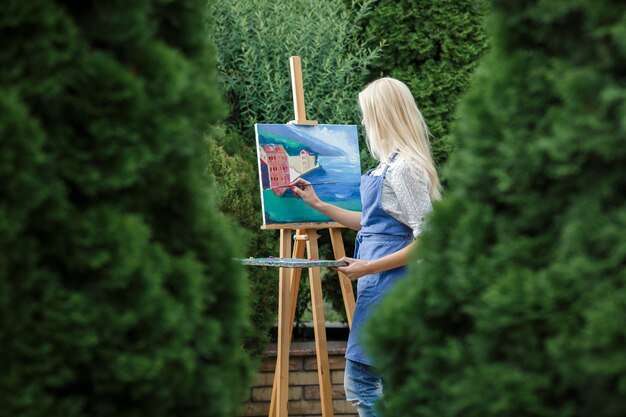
[366,1,626,417]
[360,0,488,166]
[0,1,250,416]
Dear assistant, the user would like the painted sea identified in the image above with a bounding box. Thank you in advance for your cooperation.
[255,124,362,225]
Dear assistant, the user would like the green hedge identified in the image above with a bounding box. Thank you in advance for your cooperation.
[366,1,626,416]
[0,1,250,416]
[361,0,489,167]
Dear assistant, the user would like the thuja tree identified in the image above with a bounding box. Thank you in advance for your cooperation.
[207,0,380,348]
[365,1,626,417]
[0,1,250,416]
[360,0,488,166]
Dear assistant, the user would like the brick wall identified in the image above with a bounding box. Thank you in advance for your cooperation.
[241,341,357,417]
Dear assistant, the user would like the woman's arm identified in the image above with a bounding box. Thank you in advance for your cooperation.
[291,178,362,231]
[333,159,431,280]
[334,240,420,280]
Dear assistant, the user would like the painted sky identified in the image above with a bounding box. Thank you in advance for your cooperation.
[287,124,359,156]
[256,124,358,157]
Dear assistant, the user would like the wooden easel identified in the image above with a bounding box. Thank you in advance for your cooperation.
[262,56,356,417]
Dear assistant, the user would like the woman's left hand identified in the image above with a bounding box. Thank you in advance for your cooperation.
[332,257,373,281]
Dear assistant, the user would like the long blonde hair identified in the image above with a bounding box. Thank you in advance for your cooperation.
[359,77,442,201]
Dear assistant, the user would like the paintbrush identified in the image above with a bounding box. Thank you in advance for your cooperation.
[269,181,339,189]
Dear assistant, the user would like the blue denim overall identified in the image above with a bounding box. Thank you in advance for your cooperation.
[343,154,413,417]
[346,153,413,366]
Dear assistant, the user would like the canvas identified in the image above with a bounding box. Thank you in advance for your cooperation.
[255,124,362,225]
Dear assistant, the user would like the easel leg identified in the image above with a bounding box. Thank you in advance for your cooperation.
[329,228,356,328]
[306,229,334,417]
[269,229,306,417]
[275,229,292,417]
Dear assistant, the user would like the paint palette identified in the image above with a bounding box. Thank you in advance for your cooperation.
[239,258,349,268]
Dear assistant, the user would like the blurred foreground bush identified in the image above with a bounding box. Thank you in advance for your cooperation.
[0,1,251,416]
[367,1,626,416]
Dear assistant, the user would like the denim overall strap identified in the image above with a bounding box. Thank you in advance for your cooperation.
[359,152,411,237]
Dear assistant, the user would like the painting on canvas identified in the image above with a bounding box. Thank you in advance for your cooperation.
[255,124,362,225]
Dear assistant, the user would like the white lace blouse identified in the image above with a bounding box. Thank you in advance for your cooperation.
[369,155,433,238]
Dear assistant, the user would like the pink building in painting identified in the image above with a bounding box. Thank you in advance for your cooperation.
[259,145,290,195]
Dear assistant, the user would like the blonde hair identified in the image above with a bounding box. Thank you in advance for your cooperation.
[359,77,442,201]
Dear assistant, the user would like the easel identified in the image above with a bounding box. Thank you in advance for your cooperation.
[263,56,356,417]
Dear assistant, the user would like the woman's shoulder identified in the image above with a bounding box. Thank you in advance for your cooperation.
[389,155,430,185]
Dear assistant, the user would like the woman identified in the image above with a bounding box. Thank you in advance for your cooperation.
[292,77,441,417]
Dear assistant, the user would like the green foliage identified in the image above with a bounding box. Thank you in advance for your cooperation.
[360,0,489,167]
[366,1,626,416]
[207,0,380,344]
[210,0,379,139]
[0,1,251,416]
[206,128,278,353]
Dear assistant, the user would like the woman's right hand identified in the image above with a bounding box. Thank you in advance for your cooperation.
[291,178,322,209]
[291,178,363,231]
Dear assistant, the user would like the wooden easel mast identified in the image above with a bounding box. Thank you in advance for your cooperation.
[264,56,356,417]
[289,56,317,126]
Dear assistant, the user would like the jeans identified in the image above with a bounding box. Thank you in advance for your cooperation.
[344,359,384,417]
